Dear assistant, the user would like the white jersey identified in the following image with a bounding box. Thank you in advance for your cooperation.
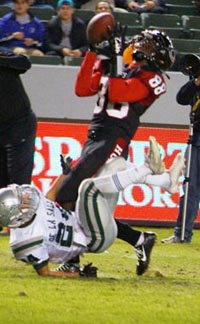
[10,194,89,270]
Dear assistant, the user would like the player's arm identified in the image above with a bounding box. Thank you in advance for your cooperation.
[75,51,102,96]
[46,155,72,202]
[36,264,80,278]
[16,248,80,278]
[37,263,98,278]
[0,52,31,73]
[19,250,97,278]
[108,77,150,102]
[46,173,67,202]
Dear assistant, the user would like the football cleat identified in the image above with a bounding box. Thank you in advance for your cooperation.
[167,153,184,194]
[135,232,157,275]
[145,136,165,174]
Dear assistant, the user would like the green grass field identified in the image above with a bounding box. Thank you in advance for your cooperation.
[1,227,200,324]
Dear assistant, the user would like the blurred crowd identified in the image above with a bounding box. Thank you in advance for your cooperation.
[0,0,169,58]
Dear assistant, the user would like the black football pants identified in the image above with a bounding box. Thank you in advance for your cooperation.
[56,129,130,204]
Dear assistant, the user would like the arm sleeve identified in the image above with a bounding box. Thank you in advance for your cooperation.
[108,77,150,103]
[46,24,64,55]
[176,80,199,105]
[16,246,49,270]
[32,20,45,48]
[72,21,89,56]
[75,51,102,97]
[0,17,12,43]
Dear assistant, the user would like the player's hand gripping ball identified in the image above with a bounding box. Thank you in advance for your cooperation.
[87,12,115,45]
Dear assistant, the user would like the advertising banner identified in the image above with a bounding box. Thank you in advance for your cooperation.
[33,121,200,225]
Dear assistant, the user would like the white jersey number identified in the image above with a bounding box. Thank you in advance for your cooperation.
[94,76,129,119]
[149,74,166,96]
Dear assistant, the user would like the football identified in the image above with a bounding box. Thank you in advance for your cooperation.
[86,12,115,45]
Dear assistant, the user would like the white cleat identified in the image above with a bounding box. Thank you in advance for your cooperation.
[145,136,165,174]
[167,153,185,194]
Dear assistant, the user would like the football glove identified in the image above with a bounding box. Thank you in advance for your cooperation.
[107,22,127,55]
[60,155,73,175]
[79,263,98,278]
[107,22,127,76]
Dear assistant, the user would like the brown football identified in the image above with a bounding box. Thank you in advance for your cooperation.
[86,12,115,45]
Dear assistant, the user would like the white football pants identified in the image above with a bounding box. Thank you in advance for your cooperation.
[76,157,171,253]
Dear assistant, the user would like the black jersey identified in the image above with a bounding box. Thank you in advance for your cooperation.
[76,52,166,139]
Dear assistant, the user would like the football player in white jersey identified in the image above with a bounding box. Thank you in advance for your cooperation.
[0,137,184,278]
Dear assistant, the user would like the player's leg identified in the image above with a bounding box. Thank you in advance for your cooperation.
[7,135,35,185]
[6,114,36,185]
[92,152,184,195]
[76,178,118,253]
[77,177,157,275]
[58,137,182,274]
[56,136,128,204]
[55,138,128,272]
[92,135,166,193]
[54,175,118,274]
[145,152,184,194]
[88,142,184,274]
[115,220,157,275]
[56,136,164,275]
[0,146,8,233]
[162,146,200,243]
[0,146,9,188]
[96,156,127,213]
[96,156,157,275]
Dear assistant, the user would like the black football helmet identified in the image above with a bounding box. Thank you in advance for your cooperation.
[132,29,176,71]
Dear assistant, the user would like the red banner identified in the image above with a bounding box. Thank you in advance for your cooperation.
[33,121,200,225]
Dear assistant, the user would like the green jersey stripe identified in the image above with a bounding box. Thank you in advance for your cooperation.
[84,182,105,252]
[12,238,43,256]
